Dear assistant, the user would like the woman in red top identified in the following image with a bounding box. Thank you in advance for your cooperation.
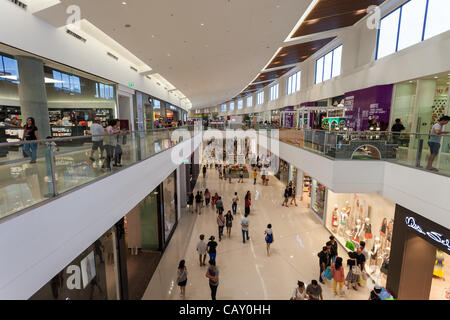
[244,191,251,215]
[331,257,345,296]
[212,193,219,207]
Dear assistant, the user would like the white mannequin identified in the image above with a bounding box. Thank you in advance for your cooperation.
[339,209,349,236]
[353,219,362,240]
[331,205,340,233]
[370,236,381,267]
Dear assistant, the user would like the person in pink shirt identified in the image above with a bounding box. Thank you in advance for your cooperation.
[331,257,345,296]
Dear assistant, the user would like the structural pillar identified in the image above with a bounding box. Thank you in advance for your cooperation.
[16,56,50,139]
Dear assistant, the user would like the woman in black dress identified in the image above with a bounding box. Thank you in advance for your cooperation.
[225,210,234,238]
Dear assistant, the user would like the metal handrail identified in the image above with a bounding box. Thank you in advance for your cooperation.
[0,125,194,147]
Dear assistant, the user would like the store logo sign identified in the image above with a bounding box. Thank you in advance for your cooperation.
[405,217,450,251]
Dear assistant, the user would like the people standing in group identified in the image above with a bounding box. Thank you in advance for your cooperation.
[89,119,105,162]
[264,224,274,256]
[195,191,202,214]
[204,189,211,207]
[225,210,233,238]
[244,191,251,215]
[217,211,225,241]
[317,245,331,284]
[238,169,244,183]
[241,213,250,244]
[207,236,218,262]
[196,234,207,266]
[331,257,345,296]
[291,281,307,300]
[216,196,224,215]
[282,186,290,207]
[290,186,298,206]
[205,260,219,301]
[306,280,323,300]
[329,236,338,263]
[202,165,207,179]
[426,116,449,171]
[253,170,258,185]
[232,192,239,215]
[345,247,366,291]
[102,119,121,171]
[23,117,39,164]
[177,260,188,298]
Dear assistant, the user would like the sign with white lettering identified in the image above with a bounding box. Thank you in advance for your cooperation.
[405,217,450,252]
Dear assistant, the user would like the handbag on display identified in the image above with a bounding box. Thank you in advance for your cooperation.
[345,241,355,251]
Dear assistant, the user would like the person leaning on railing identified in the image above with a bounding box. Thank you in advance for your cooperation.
[426,115,450,172]
[102,119,121,171]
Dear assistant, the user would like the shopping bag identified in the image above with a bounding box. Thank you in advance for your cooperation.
[345,241,355,251]
[379,288,392,300]
[324,267,333,280]
[358,275,364,286]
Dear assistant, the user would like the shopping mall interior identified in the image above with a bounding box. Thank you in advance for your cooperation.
[0,0,449,302]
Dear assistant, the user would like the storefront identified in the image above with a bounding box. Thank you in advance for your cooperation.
[325,191,396,287]
[275,158,289,185]
[30,227,121,300]
[387,205,450,300]
[310,178,326,220]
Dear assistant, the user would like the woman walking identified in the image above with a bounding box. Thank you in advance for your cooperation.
[282,186,289,207]
[244,191,251,215]
[204,189,211,207]
[232,192,239,215]
[217,211,225,241]
[225,210,234,238]
[212,192,219,208]
[177,260,188,297]
[265,224,274,256]
[331,257,345,296]
[290,186,298,206]
[23,117,39,164]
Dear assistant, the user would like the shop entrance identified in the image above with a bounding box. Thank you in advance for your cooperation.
[118,94,134,131]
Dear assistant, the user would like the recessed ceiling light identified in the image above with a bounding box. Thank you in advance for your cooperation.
[167,53,171,57]
[122,1,127,5]
[201,23,205,26]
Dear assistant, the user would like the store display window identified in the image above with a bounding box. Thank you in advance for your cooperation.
[310,179,325,219]
[325,191,395,287]
[162,170,178,244]
[30,228,119,300]
[430,250,450,300]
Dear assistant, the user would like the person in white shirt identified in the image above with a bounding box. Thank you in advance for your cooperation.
[291,281,307,300]
[89,119,105,161]
[426,116,450,171]
[196,234,207,266]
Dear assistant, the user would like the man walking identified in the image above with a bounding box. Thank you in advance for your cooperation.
[195,191,202,214]
[317,246,331,284]
[217,211,225,241]
[205,260,219,301]
[202,165,207,179]
[241,213,250,244]
[89,119,105,161]
[232,192,239,215]
[216,196,224,215]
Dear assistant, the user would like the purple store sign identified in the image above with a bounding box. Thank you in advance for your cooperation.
[284,106,294,128]
[344,85,393,131]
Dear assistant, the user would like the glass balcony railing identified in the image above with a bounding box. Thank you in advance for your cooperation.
[0,126,195,220]
[258,127,450,177]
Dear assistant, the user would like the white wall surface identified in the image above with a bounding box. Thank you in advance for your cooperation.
[0,135,201,300]
[0,1,190,111]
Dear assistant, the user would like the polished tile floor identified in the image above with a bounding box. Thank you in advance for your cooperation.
[143,166,372,300]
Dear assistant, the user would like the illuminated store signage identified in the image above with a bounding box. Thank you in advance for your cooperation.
[405,217,450,251]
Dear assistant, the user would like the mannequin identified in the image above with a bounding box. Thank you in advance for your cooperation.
[352,219,362,242]
[380,218,387,250]
[380,247,391,275]
[339,208,349,236]
[385,220,394,249]
[364,217,372,240]
[370,237,381,267]
[341,201,351,229]
[331,205,339,233]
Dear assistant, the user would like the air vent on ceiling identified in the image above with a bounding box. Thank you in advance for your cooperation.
[8,0,27,9]
[146,76,152,80]
[66,29,87,43]
[107,52,119,61]
[156,82,161,86]
[130,66,138,72]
